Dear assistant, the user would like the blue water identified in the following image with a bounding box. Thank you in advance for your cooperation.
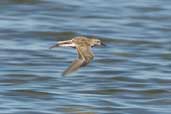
[0,0,171,114]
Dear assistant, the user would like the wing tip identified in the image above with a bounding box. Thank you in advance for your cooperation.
[49,44,59,49]
[62,59,84,76]
[62,71,69,76]
[62,68,75,76]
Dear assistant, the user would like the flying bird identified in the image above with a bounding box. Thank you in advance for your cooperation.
[50,36,105,76]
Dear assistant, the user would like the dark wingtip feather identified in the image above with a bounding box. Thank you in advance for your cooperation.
[62,70,69,76]
[49,44,59,49]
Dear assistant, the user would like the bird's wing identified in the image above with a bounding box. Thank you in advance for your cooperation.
[49,40,75,49]
[63,59,85,76]
[76,45,94,63]
[63,45,94,76]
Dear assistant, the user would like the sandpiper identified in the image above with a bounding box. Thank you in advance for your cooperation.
[50,36,105,76]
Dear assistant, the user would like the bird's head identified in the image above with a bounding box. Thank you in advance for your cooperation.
[90,38,105,47]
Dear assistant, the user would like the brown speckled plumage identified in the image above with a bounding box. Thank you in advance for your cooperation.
[50,36,105,76]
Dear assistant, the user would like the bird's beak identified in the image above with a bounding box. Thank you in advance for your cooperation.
[101,42,106,46]
[49,43,59,49]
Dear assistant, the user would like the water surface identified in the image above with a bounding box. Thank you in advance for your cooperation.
[0,0,171,114]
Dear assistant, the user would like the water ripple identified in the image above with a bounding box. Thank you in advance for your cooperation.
[0,0,171,114]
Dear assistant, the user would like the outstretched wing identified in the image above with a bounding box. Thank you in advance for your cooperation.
[63,45,94,76]
[49,40,75,49]
[63,59,85,76]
